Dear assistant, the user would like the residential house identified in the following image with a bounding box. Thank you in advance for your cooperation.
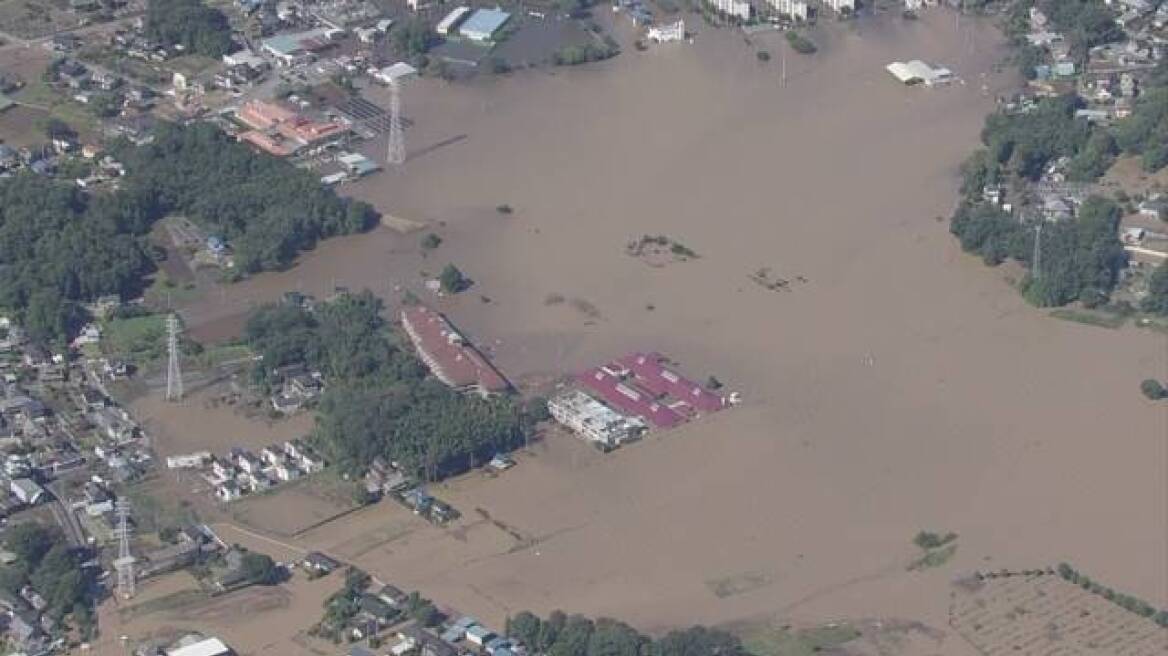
[10,479,45,506]
[215,481,242,502]
[302,551,340,574]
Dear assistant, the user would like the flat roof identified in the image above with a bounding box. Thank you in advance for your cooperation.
[168,638,232,656]
[459,8,510,38]
[436,5,471,32]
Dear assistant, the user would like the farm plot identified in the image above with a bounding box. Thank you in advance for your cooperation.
[950,571,1167,655]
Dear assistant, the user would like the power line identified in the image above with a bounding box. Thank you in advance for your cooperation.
[387,80,406,166]
[114,501,135,599]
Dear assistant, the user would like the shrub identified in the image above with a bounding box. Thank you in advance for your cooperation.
[1140,378,1166,400]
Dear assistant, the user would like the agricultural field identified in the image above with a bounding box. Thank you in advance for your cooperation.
[0,0,84,39]
[950,572,1166,655]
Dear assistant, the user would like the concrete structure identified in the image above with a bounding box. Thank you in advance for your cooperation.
[767,0,809,20]
[436,6,471,35]
[708,0,749,20]
[168,637,234,656]
[548,390,645,448]
[886,60,953,86]
[647,19,684,42]
[459,8,511,41]
[400,306,510,396]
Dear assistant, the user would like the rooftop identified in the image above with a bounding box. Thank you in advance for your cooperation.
[400,305,510,396]
[459,8,511,39]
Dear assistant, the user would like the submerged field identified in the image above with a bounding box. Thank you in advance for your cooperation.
[145,8,1168,655]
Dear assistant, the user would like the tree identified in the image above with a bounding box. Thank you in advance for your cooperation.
[144,0,232,57]
[405,591,440,626]
[1142,263,1168,314]
[5,522,58,565]
[507,611,543,646]
[1140,378,1166,400]
[439,264,468,294]
[241,552,281,585]
[394,18,437,57]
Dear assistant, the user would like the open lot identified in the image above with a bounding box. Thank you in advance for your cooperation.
[151,8,1168,654]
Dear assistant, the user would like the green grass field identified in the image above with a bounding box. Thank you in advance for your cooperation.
[739,623,861,656]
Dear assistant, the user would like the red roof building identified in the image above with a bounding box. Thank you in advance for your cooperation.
[618,352,727,413]
[235,99,348,156]
[577,367,685,429]
[400,305,510,397]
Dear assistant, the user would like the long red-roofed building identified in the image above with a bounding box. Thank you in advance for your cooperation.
[400,305,510,398]
[571,351,729,430]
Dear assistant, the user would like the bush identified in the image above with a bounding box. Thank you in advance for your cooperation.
[756,50,770,62]
[1140,378,1166,400]
[913,531,957,550]
[439,264,468,294]
[420,233,442,250]
[785,30,816,54]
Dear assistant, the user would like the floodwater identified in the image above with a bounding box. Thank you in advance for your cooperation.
[164,8,1168,651]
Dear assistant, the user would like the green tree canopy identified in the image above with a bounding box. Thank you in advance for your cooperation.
[144,0,232,57]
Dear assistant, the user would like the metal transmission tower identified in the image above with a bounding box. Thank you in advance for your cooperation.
[387,80,406,166]
[1032,223,1043,280]
[165,314,183,401]
[113,501,135,599]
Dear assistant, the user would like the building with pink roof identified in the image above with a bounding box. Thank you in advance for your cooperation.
[577,368,686,429]
[618,352,727,413]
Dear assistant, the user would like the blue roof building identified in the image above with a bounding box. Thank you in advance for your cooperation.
[459,8,511,41]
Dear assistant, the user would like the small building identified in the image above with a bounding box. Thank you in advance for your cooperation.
[436,6,471,35]
[215,482,242,502]
[459,8,511,41]
[373,62,418,86]
[10,479,45,506]
[261,28,340,66]
[167,637,234,656]
[302,551,340,574]
[647,19,684,42]
[465,625,495,646]
[337,152,381,177]
[886,60,953,87]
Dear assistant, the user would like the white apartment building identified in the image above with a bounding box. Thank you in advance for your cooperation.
[708,0,751,20]
[821,0,854,13]
[768,0,809,19]
[549,391,646,448]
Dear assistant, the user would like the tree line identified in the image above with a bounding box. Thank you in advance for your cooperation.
[243,291,528,480]
[116,122,378,275]
[505,611,745,656]
[144,0,233,58]
[1056,562,1168,626]
[0,122,378,346]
